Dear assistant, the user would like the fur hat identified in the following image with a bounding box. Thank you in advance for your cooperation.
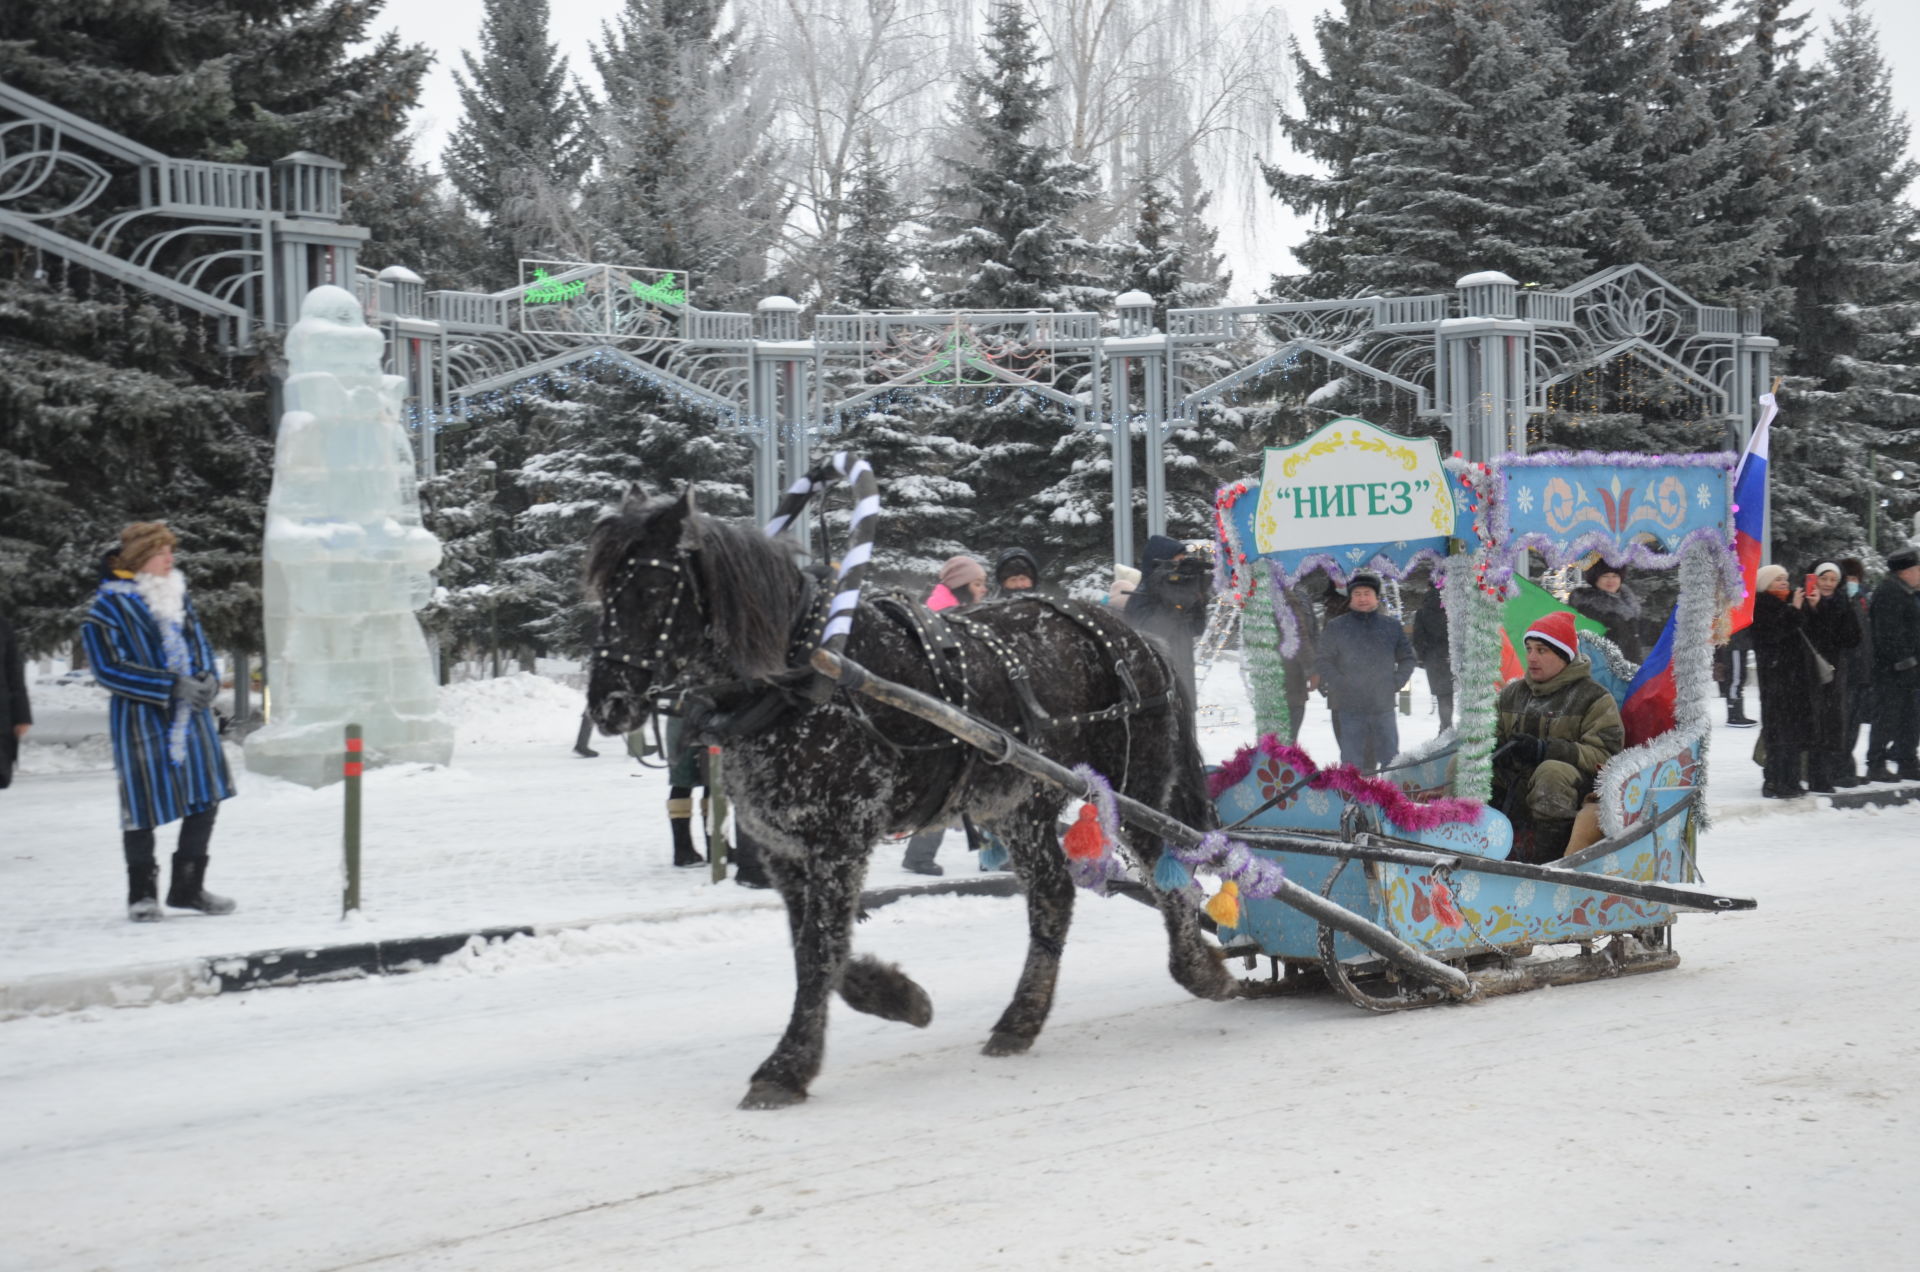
[1347,572,1383,598]
[1840,556,1867,581]
[112,521,177,573]
[1523,611,1578,662]
[938,555,986,594]
[994,547,1040,585]
[1755,564,1789,594]
[1583,559,1623,587]
[1888,548,1920,572]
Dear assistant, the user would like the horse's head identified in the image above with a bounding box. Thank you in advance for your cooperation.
[584,487,810,738]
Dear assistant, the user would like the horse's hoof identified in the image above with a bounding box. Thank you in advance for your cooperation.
[982,1031,1034,1057]
[738,1080,808,1110]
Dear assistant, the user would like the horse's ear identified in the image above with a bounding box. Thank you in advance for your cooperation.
[661,484,700,551]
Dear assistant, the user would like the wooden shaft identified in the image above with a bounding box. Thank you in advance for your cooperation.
[810,648,1473,997]
[342,723,362,916]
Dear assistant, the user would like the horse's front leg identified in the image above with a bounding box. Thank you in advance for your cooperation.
[983,800,1075,1056]
[740,838,870,1110]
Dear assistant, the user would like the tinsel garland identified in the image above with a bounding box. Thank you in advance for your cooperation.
[1207,735,1486,829]
[1594,538,1724,837]
[1156,830,1289,904]
[1444,551,1505,802]
[1065,765,1129,894]
[1265,559,1302,659]
[1237,575,1291,741]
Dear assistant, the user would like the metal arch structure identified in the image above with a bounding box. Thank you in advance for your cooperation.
[2,81,1777,569]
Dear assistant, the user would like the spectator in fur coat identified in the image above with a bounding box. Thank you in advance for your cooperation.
[1569,561,1645,664]
[81,523,237,921]
[1,610,28,789]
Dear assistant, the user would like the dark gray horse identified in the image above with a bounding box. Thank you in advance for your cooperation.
[586,491,1234,1109]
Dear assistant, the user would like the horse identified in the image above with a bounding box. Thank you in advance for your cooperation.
[585,490,1237,1109]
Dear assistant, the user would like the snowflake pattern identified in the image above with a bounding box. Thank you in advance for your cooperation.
[1304,788,1333,817]
[1514,485,1534,514]
[1696,482,1713,509]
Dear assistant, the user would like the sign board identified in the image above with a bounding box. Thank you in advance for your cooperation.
[1218,416,1459,588]
[1253,418,1454,555]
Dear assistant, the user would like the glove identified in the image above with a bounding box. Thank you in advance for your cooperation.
[174,672,218,711]
[1495,735,1548,767]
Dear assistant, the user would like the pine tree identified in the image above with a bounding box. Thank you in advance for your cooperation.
[922,0,1105,311]
[1268,0,1596,298]
[443,0,593,284]
[0,2,427,651]
[829,133,912,312]
[346,140,490,292]
[1772,0,1920,565]
[585,0,790,308]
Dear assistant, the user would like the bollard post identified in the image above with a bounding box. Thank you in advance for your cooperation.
[708,745,728,884]
[343,723,363,915]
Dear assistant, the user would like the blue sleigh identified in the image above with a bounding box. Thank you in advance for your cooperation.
[1208,429,1751,1008]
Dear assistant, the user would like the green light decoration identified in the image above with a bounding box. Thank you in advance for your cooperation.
[920,328,1003,387]
[525,268,586,304]
[630,275,687,306]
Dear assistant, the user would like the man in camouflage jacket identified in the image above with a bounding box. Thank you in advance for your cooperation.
[1492,611,1625,862]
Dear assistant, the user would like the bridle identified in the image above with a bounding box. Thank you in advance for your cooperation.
[591,545,707,693]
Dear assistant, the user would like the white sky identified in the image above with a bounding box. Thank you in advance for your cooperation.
[376,0,1920,292]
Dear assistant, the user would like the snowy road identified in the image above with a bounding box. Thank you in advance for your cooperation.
[5,801,1914,1271]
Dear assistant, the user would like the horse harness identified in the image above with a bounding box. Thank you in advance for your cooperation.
[596,540,1177,827]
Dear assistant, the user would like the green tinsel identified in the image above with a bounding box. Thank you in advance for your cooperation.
[1444,554,1504,802]
[1238,584,1291,741]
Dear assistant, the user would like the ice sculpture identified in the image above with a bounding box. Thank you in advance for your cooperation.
[244,285,454,786]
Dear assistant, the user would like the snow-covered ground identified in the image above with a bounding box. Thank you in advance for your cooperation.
[2,660,1913,1269]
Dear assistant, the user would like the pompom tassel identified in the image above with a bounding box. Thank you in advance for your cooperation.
[1153,851,1193,891]
[978,837,1010,872]
[1204,880,1242,929]
[1062,803,1107,860]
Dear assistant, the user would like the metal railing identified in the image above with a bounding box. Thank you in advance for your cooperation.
[154,159,270,217]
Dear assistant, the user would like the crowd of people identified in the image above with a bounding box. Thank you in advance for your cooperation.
[7,516,1920,917]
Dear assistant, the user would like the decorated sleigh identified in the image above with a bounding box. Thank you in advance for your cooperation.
[1204,420,1748,1007]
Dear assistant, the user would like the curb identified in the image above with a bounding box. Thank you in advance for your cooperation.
[1,874,1023,1022]
[1829,781,1920,811]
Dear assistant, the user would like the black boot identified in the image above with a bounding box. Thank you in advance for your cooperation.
[1807,754,1836,795]
[668,796,705,867]
[123,828,161,921]
[1726,701,1756,728]
[1864,762,1898,784]
[1900,760,1920,783]
[731,828,772,889]
[166,854,236,914]
[127,864,161,922]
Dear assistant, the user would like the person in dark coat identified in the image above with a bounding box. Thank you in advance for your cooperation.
[1864,547,1920,782]
[1836,557,1875,783]
[1802,562,1862,793]
[1,610,29,790]
[1750,564,1816,798]
[1315,572,1417,773]
[1411,586,1454,731]
[1569,561,1645,664]
[1125,535,1211,707]
[1492,612,1624,861]
[991,546,1043,598]
[81,523,237,920]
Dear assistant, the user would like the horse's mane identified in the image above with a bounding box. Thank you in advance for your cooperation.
[586,493,811,678]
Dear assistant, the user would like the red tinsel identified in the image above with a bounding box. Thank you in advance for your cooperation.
[1206,735,1485,831]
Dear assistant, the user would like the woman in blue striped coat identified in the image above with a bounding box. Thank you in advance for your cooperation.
[81,522,237,921]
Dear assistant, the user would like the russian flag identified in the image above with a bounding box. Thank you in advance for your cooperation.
[1727,394,1775,634]
[1622,608,1679,745]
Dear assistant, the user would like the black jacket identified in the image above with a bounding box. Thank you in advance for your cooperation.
[1752,591,1815,751]
[1411,589,1451,681]
[1569,584,1645,664]
[1316,607,1417,714]
[2,613,31,782]
[1804,590,1862,750]
[1126,536,1210,702]
[1870,574,1920,690]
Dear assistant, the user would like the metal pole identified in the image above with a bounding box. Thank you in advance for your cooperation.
[1111,355,1133,567]
[1145,351,1166,539]
[342,723,363,916]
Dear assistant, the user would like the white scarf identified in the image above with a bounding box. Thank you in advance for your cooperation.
[129,568,194,764]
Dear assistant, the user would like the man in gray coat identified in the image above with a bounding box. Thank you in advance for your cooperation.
[1316,573,1416,773]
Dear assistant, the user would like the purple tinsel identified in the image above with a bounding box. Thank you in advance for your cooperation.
[1066,764,1129,894]
[1167,830,1287,900]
